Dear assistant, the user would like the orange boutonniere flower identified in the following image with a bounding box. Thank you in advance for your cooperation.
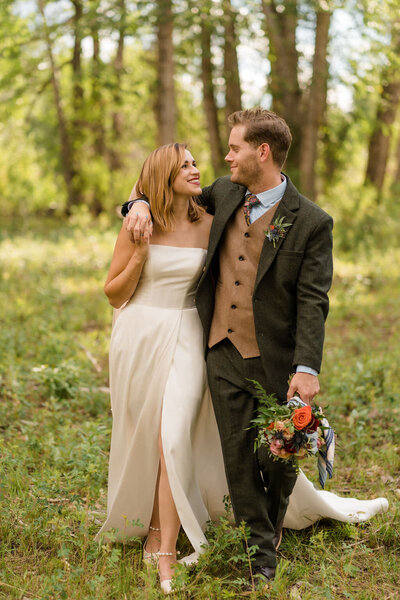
[264,216,292,247]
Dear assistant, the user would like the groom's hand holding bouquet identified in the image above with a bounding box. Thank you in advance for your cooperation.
[251,380,334,487]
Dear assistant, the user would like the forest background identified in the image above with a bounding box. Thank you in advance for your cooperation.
[0,1,399,599]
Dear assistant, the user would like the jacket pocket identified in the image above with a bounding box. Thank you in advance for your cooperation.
[278,249,304,258]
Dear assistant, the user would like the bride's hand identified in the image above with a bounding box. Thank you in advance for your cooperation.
[125,204,153,243]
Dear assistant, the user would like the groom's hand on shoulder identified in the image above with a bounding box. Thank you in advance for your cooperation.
[287,372,320,405]
[124,202,152,243]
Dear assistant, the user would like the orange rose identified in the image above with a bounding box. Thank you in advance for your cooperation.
[292,405,312,430]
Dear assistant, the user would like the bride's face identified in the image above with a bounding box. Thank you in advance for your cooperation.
[172,150,202,197]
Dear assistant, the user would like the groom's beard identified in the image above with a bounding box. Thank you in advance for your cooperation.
[230,160,262,189]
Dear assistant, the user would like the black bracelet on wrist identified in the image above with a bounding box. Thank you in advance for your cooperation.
[121,196,150,217]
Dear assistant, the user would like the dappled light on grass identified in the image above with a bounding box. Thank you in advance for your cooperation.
[0,220,399,599]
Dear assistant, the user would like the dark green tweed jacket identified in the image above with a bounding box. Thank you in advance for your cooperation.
[195,175,333,402]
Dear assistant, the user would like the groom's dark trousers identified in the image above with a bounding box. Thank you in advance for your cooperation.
[207,339,297,568]
[196,175,333,568]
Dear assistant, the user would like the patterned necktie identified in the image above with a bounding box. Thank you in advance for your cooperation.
[243,193,261,226]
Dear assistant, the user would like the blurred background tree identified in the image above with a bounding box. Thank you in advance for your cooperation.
[0,0,399,251]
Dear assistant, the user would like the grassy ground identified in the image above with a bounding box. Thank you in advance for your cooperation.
[0,218,399,599]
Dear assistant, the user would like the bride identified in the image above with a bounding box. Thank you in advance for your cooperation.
[98,142,388,594]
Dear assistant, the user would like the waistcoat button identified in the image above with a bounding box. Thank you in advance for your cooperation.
[231,304,237,309]
[235,281,240,286]
[227,328,233,334]
[244,232,250,238]
[238,255,244,261]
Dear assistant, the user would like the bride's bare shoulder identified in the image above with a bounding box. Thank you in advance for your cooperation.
[199,211,213,227]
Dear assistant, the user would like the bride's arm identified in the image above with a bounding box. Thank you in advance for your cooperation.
[104,223,150,308]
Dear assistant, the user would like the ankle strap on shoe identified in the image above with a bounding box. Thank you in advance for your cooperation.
[149,525,161,531]
[157,551,180,556]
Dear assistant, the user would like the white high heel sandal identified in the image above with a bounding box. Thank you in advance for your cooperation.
[157,551,180,595]
[178,551,199,567]
[142,525,161,564]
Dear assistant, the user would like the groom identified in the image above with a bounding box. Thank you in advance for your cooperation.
[123,108,333,584]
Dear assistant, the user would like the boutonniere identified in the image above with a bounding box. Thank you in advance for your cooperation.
[264,216,292,248]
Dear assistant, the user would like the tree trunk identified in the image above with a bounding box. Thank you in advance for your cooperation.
[365,80,400,194]
[89,16,106,216]
[365,24,400,195]
[299,10,331,201]
[261,0,302,176]
[223,0,241,127]
[91,24,105,158]
[201,18,226,176]
[154,0,176,145]
[393,136,400,187]
[109,0,126,171]
[37,0,81,215]
[71,0,84,128]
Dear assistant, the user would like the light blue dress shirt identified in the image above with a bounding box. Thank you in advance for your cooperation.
[247,176,318,377]
[246,176,287,224]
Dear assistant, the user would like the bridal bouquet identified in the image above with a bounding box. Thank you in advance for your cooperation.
[251,381,334,486]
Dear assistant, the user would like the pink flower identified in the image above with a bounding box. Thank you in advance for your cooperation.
[270,439,283,455]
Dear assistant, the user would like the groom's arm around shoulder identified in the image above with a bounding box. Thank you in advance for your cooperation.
[292,196,333,374]
[199,176,234,214]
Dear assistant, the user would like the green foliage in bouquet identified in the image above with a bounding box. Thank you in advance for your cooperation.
[249,380,328,470]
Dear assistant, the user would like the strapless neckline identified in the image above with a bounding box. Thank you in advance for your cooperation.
[150,244,207,251]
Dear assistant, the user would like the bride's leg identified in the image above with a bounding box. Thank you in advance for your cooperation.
[145,466,161,553]
[157,427,181,582]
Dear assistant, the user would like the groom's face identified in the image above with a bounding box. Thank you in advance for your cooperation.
[225,125,262,188]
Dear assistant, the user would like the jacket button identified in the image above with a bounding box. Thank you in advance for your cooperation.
[227,328,233,334]
[235,281,240,286]
[238,255,244,261]
[231,304,237,309]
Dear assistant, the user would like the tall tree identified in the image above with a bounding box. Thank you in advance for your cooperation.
[37,0,81,215]
[393,135,400,188]
[364,80,400,193]
[71,0,84,130]
[223,0,242,125]
[154,0,176,145]
[299,8,331,200]
[109,0,127,171]
[88,1,105,158]
[261,0,302,173]
[364,24,400,194]
[200,14,226,175]
[260,0,333,192]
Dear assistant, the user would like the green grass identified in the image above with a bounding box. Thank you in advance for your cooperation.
[0,218,399,599]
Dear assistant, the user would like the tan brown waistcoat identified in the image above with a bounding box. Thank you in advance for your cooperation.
[208,201,280,358]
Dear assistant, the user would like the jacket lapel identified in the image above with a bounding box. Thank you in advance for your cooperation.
[254,178,300,289]
[205,183,246,269]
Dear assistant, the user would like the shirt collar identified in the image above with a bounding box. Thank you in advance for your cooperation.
[247,175,287,209]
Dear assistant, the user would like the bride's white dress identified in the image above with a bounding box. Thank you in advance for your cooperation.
[97,245,388,552]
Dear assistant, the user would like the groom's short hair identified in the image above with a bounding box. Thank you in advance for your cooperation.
[228,108,292,168]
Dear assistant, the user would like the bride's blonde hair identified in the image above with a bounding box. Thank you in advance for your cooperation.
[136,143,205,232]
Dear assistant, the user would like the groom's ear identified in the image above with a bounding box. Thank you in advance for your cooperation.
[258,143,271,163]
